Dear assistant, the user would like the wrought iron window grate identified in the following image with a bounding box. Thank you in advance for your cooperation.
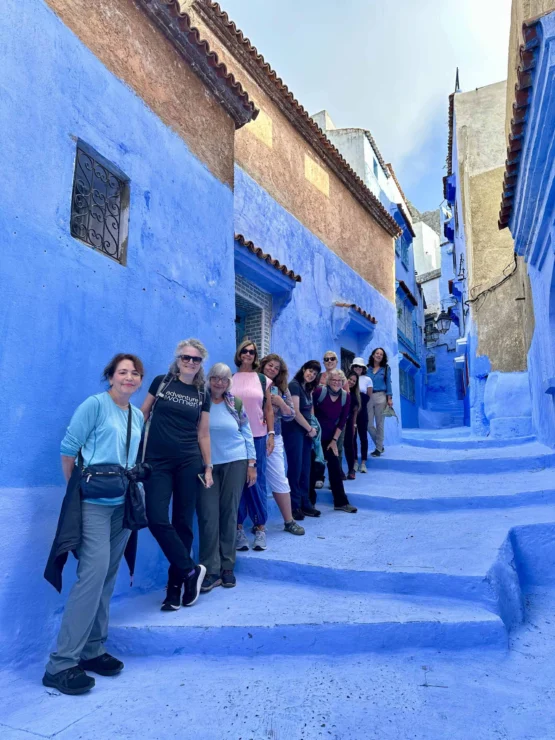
[70,146,129,263]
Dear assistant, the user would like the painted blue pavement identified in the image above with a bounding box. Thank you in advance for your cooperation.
[2,428,555,738]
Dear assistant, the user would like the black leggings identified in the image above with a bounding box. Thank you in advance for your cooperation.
[344,415,357,472]
[354,395,369,462]
[144,457,202,582]
[310,438,349,508]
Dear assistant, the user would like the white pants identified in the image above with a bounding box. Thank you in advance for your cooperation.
[265,434,291,494]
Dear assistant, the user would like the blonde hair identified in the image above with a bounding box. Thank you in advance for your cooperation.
[169,338,208,388]
[323,350,338,360]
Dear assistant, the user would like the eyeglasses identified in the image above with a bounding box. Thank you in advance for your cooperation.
[324,357,336,363]
[178,354,202,365]
[211,376,229,385]
[329,378,343,383]
[240,348,256,356]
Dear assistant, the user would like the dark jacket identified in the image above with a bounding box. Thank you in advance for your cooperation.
[44,467,137,593]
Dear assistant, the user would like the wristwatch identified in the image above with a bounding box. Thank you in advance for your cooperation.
[248,462,257,468]
[204,463,213,469]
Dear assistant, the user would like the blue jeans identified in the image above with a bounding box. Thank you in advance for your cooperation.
[282,422,312,510]
[237,435,268,527]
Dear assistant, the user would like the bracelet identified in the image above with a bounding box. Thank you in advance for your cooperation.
[204,463,213,469]
[268,431,275,436]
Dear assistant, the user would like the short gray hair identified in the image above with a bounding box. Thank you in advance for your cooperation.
[326,369,346,385]
[207,362,232,391]
[169,338,208,388]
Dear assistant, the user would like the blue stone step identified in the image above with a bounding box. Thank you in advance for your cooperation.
[401,432,536,450]
[108,579,507,657]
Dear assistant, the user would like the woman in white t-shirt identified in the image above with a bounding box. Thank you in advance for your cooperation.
[350,358,373,473]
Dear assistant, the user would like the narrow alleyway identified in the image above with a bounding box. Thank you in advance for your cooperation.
[2,430,555,739]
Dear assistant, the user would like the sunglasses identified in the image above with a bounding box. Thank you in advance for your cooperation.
[240,348,256,356]
[324,357,336,362]
[178,354,202,365]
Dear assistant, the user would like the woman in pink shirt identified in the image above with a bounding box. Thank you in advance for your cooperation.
[231,340,275,552]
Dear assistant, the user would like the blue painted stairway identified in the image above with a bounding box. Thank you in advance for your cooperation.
[108,430,555,657]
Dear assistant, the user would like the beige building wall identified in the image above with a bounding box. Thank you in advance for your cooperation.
[506,0,555,139]
[455,82,532,372]
[181,0,397,303]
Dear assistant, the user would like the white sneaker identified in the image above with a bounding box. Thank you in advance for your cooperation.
[353,462,359,472]
[360,461,367,473]
[235,528,249,551]
[253,529,267,551]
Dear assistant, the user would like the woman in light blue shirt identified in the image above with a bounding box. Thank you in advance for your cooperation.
[43,353,144,696]
[197,363,256,592]
[367,347,393,457]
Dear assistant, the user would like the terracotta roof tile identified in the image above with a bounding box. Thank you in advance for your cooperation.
[364,131,388,174]
[136,0,258,128]
[498,15,542,229]
[397,280,418,306]
[396,201,416,238]
[195,1,401,238]
[401,351,421,369]
[333,302,377,324]
[235,234,302,282]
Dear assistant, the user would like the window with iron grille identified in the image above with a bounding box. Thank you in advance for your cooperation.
[426,356,436,374]
[70,143,129,264]
[396,293,414,344]
[399,367,415,402]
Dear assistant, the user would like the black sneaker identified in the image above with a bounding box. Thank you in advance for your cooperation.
[292,508,305,521]
[161,581,182,611]
[370,449,381,458]
[79,653,123,676]
[221,569,236,588]
[302,506,321,518]
[340,470,347,481]
[200,574,222,593]
[182,564,207,607]
[42,666,95,695]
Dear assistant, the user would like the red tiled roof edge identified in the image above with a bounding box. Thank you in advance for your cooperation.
[333,302,377,325]
[396,201,416,238]
[387,164,408,206]
[364,131,388,174]
[444,92,455,201]
[235,234,302,282]
[195,1,401,238]
[135,0,258,128]
[498,15,542,230]
[401,351,421,369]
[397,280,418,307]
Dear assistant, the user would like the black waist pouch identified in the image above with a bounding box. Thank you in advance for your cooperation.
[80,464,128,500]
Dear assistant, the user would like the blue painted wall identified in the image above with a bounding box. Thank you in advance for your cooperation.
[234,167,400,399]
[509,10,555,448]
[0,0,237,665]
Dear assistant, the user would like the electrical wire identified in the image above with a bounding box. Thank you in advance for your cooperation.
[465,252,518,307]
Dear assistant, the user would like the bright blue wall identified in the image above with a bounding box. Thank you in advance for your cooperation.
[510,10,555,448]
[0,0,237,665]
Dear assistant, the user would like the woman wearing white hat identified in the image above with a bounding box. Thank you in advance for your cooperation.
[349,358,373,473]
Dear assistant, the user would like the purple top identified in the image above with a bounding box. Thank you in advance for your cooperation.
[313,386,351,441]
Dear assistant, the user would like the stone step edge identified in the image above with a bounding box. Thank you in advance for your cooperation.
[108,617,507,657]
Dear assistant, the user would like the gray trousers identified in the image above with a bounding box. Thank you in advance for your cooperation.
[46,503,130,675]
[368,391,388,452]
[197,459,247,574]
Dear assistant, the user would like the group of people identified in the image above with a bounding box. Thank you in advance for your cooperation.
[42,339,392,695]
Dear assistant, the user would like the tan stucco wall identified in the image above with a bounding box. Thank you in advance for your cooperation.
[469,168,529,371]
[183,3,396,303]
[45,0,236,186]
[506,0,555,138]
[455,83,533,371]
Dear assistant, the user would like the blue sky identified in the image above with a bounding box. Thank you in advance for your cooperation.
[224,0,512,213]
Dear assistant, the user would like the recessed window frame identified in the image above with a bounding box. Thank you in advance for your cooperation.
[70,140,130,265]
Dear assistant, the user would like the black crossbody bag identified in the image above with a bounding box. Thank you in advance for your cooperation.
[79,406,133,501]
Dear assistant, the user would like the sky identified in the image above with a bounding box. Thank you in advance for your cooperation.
[224,0,512,213]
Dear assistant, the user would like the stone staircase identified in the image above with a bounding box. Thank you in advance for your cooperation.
[109,430,555,658]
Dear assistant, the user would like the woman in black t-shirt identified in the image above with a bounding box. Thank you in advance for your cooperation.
[141,338,212,612]
[281,360,321,521]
